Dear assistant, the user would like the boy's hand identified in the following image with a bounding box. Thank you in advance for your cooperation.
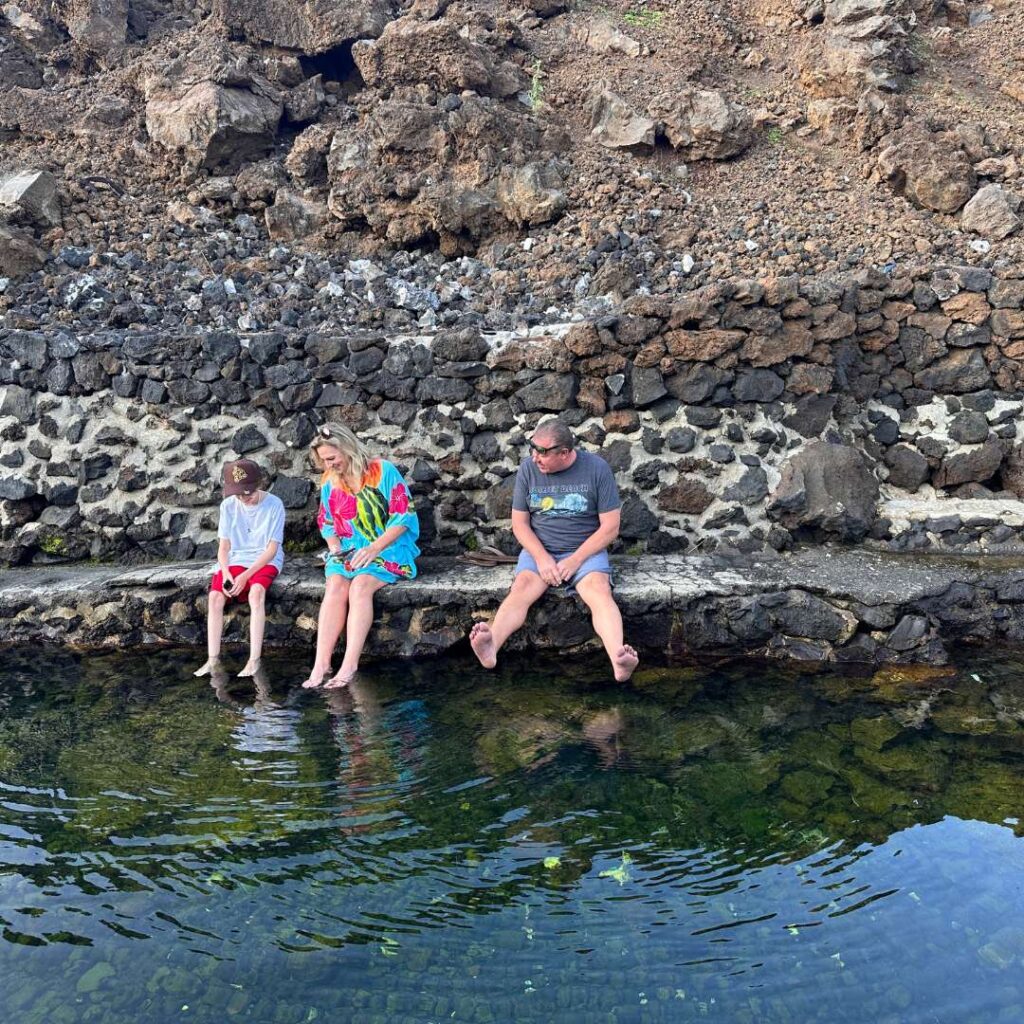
[221,569,236,593]
[227,571,249,595]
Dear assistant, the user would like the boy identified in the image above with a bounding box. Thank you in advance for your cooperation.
[195,459,285,679]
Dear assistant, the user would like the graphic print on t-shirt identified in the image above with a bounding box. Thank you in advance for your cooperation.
[529,491,590,517]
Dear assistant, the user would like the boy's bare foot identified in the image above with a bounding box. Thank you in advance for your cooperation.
[470,622,497,669]
[301,667,331,689]
[194,658,221,677]
[325,667,356,688]
[611,645,639,682]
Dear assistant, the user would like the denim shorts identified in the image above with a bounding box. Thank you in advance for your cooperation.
[514,549,612,594]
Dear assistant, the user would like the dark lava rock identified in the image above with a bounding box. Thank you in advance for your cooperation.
[913,349,991,393]
[767,441,879,541]
[934,438,1004,488]
[630,366,667,407]
[733,369,785,403]
[685,406,722,429]
[722,467,769,504]
[665,427,697,453]
[270,475,312,508]
[783,395,836,439]
[514,373,577,412]
[948,411,989,445]
[232,423,269,454]
[885,445,929,491]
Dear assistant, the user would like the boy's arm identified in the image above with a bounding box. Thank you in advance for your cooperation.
[217,538,233,583]
[232,540,279,586]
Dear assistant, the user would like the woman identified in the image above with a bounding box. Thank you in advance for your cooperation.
[302,424,420,688]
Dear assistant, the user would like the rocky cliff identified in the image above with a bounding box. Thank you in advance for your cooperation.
[1,0,1022,332]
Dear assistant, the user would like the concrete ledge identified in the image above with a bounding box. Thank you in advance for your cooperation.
[4,548,1024,666]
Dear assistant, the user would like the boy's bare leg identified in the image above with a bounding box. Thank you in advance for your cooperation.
[470,571,549,669]
[195,590,228,676]
[328,575,386,686]
[574,573,639,682]
[303,576,350,687]
[239,583,267,677]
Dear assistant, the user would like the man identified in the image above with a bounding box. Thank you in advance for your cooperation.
[469,420,639,681]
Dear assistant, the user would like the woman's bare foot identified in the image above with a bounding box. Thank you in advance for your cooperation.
[238,658,261,678]
[325,667,356,689]
[301,666,331,689]
[470,622,497,669]
[194,658,221,677]
[611,645,639,682]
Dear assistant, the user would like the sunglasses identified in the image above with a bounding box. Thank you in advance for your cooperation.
[318,425,335,438]
[528,441,567,455]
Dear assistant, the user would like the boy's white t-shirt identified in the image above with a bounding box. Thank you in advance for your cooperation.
[217,492,286,572]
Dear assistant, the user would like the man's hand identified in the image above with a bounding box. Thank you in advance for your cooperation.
[348,544,380,570]
[536,551,562,587]
[555,554,582,584]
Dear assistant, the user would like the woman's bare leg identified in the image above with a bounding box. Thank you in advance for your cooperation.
[303,575,350,687]
[328,575,386,686]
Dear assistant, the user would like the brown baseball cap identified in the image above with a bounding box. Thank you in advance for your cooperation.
[222,459,261,496]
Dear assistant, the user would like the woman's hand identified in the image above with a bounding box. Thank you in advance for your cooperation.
[347,543,381,570]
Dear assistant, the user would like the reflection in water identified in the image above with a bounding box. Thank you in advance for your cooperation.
[1,648,1024,1022]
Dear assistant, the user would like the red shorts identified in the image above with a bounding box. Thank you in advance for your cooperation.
[210,565,278,604]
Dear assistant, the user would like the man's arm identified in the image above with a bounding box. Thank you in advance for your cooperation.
[555,509,620,582]
[512,509,561,586]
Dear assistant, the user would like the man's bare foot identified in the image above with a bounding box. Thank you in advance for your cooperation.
[325,667,356,689]
[611,645,639,682]
[470,622,497,669]
[301,667,331,689]
[238,658,261,678]
[194,658,221,677]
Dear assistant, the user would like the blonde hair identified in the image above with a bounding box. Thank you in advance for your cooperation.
[309,423,372,492]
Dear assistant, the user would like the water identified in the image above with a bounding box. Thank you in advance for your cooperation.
[2,647,1024,1023]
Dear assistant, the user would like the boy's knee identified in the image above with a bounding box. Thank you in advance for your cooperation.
[209,590,227,609]
[249,584,267,605]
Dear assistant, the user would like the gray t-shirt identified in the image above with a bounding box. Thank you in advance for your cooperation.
[511,450,620,553]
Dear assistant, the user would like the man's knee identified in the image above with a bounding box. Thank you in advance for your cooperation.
[510,570,546,598]
[249,584,267,607]
[209,590,227,610]
[575,572,614,603]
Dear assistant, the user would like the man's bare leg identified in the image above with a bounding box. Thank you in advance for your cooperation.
[470,571,549,669]
[195,590,227,676]
[239,583,267,677]
[575,573,639,682]
[328,574,386,686]
[303,576,350,687]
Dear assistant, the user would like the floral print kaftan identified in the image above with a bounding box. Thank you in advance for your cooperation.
[317,459,420,583]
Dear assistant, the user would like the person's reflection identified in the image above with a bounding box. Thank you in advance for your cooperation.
[209,665,302,769]
[323,674,430,836]
[582,707,626,769]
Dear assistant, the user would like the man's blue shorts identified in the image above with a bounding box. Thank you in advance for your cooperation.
[514,549,612,594]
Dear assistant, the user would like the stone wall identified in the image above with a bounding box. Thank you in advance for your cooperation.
[2,263,1024,565]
